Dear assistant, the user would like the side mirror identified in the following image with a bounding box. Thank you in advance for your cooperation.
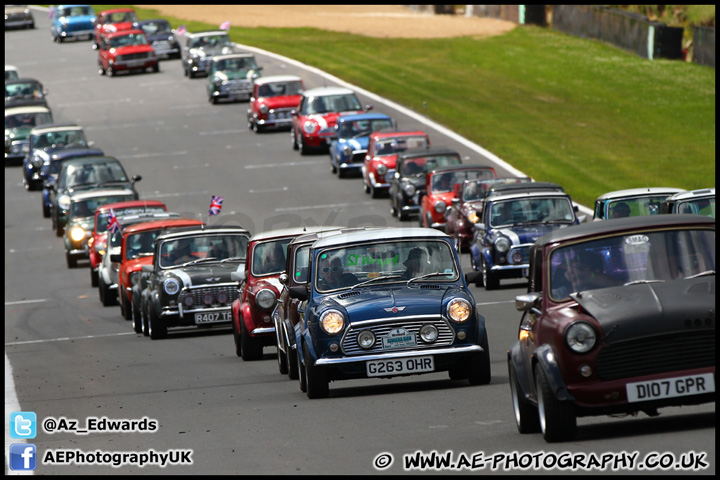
[465,271,481,284]
[364,104,373,111]
[278,272,288,285]
[288,285,308,301]
[132,174,142,183]
[141,264,153,273]
[230,271,246,283]
[515,293,541,312]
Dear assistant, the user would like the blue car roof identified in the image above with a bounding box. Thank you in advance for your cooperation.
[336,112,392,122]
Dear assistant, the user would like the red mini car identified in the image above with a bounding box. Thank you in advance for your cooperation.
[112,217,204,324]
[419,165,497,232]
[93,8,138,49]
[247,75,305,133]
[290,86,368,155]
[362,129,430,198]
[97,29,159,77]
[230,227,329,361]
[88,200,167,287]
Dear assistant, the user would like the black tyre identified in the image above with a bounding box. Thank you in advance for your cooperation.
[482,257,499,290]
[148,306,167,340]
[535,364,577,442]
[240,318,263,361]
[303,341,329,399]
[509,361,541,434]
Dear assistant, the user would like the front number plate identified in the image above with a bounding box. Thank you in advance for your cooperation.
[366,356,434,378]
[626,373,715,403]
[194,311,232,324]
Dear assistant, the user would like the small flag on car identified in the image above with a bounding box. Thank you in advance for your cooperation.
[108,209,121,233]
[177,24,186,35]
[209,196,224,216]
[219,21,230,31]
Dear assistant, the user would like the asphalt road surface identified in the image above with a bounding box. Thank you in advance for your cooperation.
[4,8,715,475]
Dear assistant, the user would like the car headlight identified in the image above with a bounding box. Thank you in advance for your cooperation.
[342,145,353,158]
[31,156,44,169]
[302,120,318,135]
[402,183,416,197]
[255,289,276,311]
[565,322,597,353]
[58,194,71,210]
[163,278,180,295]
[434,200,447,214]
[447,298,471,323]
[468,211,479,223]
[320,309,345,335]
[259,104,269,114]
[376,163,387,176]
[69,226,85,242]
[495,237,510,253]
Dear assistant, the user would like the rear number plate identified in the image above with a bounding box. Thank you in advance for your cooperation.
[626,373,715,403]
[366,356,434,377]
[194,311,231,324]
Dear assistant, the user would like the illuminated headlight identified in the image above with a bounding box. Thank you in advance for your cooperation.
[419,324,439,343]
[434,200,447,214]
[565,322,597,354]
[447,298,471,323]
[58,195,71,210]
[342,145,353,158]
[129,272,141,286]
[302,120,317,135]
[357,330,376,349]
[468,211,479,223]
[69,226,85,242]
[259,104,269,114]
[402,183,416,197]
[376,164,387,176]
[255,289,276,310]
[163,278,180,295]
[495,237,510,253]
[320,310,345,335]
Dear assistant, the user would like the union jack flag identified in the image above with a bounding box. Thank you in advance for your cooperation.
[177,24,186,35]
[209,196,224,216]
[107,209,121,234]
[219,21,230,31]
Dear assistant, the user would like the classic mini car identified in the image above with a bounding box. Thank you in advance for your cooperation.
[41,148,105,217]
[419,165,497,231]
[23,123,89,191]
[592,187,685,221]
[97,30,159,77]
[661,188,715,218]
[180,30,239,78]
[5,4,34,29]
[97,211,183,307]
[470,188,580,290]
[137,19,181,59]
[50,156,141,236]
[291,86,368,155]
[93,8,138,49]
[114,218,205,326]
[206,54,262,104]
[508,214,715,442]
[388,147,462,221]
[139,226,251,339]
[230,227,332,361]
[247,75,304,132]
[362,129,430,198]
[62,188,138,268]
[50,4,96,42]
[5,79,48,108]
[328,112,394,178]
[445,177,533,252]
[289,227,490,398]
[5,105,53,166]
[88,199,167,287]
[5,65,20,81]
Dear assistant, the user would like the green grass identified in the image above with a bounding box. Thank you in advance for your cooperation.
[126,5,715,208]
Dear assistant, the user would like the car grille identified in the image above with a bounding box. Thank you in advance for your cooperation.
[183,283,239,308]
[340,316,455,356]
[118,52,150,62]
[595,330,715,381]
[225,80,252,92]
[6,13,29,21]
[267,108,294,121]
[66,22,92,33]
[198,57,211,70]
[351,150,367,164]
[151,40,173,51]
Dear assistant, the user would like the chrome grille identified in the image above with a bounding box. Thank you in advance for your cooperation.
[340,316,455,356]
[118,52,150,62]
[225,80,252,92]
[184,283,238,308]
[351,150,367,164]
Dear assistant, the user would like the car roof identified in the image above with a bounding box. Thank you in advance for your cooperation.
[536,214,714,249]
[137,19,169,24]
[398,146,459,160]
[289,227,380,246]
[116,212,181,225]
[50,148,105,161]
[102,29,146,38]
[155,226,250,242]
[429,164,495,174]
[371,129,428,139]
[95,199,166,213]
[5,78,42,86]
[99,8,134,14]
[211,53,255,61]
[249,225,342,243]
[5,105,50,116]
[302,86,355,97]
[254,75,302,85]
[313,227,449,250]
[664,188,714,201]
[68,188,136,201]
[30,123,83,134]
[186,30,227,38]
[60,156,120,167]
[487,190,572,202]
[122,218,205,235]
[488,181,564,195]
[337,112,392,122]
[595,187,685,200]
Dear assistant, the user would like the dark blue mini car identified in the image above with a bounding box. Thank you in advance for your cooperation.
[328,112,393,178]
[40,147,104,217]
[289,227,491,398]
[23,124,89,191]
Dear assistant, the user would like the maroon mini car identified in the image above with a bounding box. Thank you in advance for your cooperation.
[508,214,715,442]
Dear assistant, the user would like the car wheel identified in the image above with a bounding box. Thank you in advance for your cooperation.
[42,199,50,218]
[509,361,540,434]
[232,319,243,357]
[240,318,263,361]
[141,302,150,337]
[56,222,64,237]
[153,63,159,73]
[90,267,98,287]
[398,207,409,221]
[535,364,577,442]
[65,252,77,269]
[303,341,329,399]
[296,339,307,393]
[299,135,310,156]
[58,36,64,43]
[132,297,143,333]
[467,334,492,385]
[287,339,299,380]
[370,184,382,199]
[148,306,167,340]
[276,333,288,375]
[120,292,132,320]
[482,257,499,290]
[98,63,105,76]
[291,129,299,150]
[99,275,116,306]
